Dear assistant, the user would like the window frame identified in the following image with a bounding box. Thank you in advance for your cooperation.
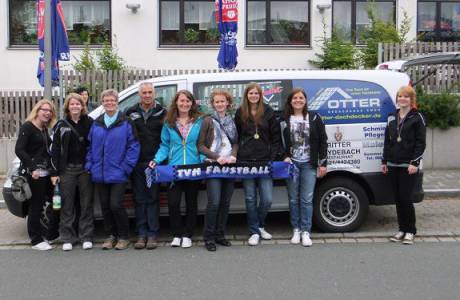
[245,0,311,47]
[332,0,396,45]
[417,0,460,42]
[8,0,112,48]
[158,0,220,48]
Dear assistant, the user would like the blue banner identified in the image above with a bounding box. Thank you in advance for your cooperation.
[37,0,70,87]
[145,161,294,186]
[216,0,238,70]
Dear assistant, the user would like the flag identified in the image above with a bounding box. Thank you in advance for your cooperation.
[36,0,70,87]
[216,0,238,70]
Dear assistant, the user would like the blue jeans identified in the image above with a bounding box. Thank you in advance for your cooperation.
[243,178,273,235]
[132,164,160,238]
[203,179,234,242]
[286,161,317,232]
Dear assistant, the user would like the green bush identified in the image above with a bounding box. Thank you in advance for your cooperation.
[417,91,460,129]
[97,41,125,71]
[310,20,358,69]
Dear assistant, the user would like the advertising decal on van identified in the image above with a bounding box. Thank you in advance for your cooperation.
[292,80,396,124]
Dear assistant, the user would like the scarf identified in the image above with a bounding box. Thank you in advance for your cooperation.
[211,111,238,144]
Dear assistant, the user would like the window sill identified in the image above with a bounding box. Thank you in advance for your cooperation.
[158,45,220,50]
[8,45,106,50]
[244,45,312,50]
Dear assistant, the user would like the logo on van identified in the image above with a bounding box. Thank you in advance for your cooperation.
[334,126,343,142]
[309,87,380,110]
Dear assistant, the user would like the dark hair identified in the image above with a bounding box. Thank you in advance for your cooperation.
[165,90,202,127]
[239,82,264,125]
[74,86,88,95]
[283,88,308,120]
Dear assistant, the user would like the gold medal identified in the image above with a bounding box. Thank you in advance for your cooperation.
[397,136,402,143]
[254,133,260,139]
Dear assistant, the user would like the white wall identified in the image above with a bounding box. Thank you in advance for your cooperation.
[0,0,418,90]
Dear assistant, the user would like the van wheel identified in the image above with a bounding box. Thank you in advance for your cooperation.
[313,177,369,232]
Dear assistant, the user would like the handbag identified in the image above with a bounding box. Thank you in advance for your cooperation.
[11,175,32,202]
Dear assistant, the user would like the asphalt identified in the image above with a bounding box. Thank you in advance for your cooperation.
[1,243,460,300]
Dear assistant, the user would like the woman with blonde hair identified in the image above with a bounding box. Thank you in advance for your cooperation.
[382,86,426,245]
[234,83,282,246]
[150,90,204,248]
[15,99,57,250]
[198,89,238,251]
[50,93,94,251]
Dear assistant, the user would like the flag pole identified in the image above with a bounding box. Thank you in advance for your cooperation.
[44,0,52,100]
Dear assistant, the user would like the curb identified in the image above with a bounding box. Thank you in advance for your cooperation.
[1,231,459,247]
[425,189,460,198]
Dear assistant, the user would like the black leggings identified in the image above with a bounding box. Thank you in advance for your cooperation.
[167,181,199,238]
[388,166,417,234]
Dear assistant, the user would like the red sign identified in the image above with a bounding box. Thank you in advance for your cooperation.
[215,0,238,23]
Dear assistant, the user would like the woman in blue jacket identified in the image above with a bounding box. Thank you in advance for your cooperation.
[149,90,203,248]
[86,89,140,250]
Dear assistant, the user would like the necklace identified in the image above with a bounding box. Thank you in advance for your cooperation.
[396,112,407,143]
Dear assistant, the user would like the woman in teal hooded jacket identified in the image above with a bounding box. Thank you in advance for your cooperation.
[150,90,203,248]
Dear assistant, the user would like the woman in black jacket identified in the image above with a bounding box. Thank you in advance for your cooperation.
[280,88,328,247]
[382,86,426,245]
[234,82,282,246]
[15,99,57,250]
[50,93,94,251]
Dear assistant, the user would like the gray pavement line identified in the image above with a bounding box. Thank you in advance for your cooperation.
[425,189,460,197]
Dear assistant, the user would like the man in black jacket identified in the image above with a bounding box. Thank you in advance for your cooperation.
[126,82,166,249]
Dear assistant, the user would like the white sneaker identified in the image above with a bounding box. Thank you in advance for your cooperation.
[248,234,260,246]
[32,241,53,251]
[62,243,72,251]
[402,233,415,245]
[290,229,301,244]
[82,241,93,250]
[301,232,312,247]
[390,231,405,242]
[181,237,192,248]
[170,237,181,247]
[259,228,272,240]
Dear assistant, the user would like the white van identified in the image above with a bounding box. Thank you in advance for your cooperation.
[3,70,424,232]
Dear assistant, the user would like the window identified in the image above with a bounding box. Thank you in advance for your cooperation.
[194,80,292,114]
[9,0,111,46]
[418,1,460,41]
[160,0,219,45]
[119,85,178,112]
[246,0,310,46]
[332,0,395,44]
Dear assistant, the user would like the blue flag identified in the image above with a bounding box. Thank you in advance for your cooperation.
[216,0,238,70]
[36,0,70,87]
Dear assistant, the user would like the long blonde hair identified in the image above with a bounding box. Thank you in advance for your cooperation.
[26,99,57,128]
[239,82,265,125]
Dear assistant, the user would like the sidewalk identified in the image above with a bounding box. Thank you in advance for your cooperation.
[0,169,459,246]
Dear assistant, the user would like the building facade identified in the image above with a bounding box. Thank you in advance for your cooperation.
[1,0,459,90]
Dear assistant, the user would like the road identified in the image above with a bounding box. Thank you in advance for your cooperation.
[0,242,459,300]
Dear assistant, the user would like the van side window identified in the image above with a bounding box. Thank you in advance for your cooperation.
[194,80,292,115]
[155,85,177,108]
[119,85,177,112]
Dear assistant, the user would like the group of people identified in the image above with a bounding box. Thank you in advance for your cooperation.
[15,82,426,251]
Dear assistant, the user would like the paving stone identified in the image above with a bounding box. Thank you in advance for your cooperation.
[261,240,276,245]
[312,239,325,244]
[324,238,341,243]
[312,233,343,239]
[231,240,245,246]
[340,238,357,243]
[422,237,440,242]
[356,238,373,243]
[372,238,389,243]
[438,237,457,242]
